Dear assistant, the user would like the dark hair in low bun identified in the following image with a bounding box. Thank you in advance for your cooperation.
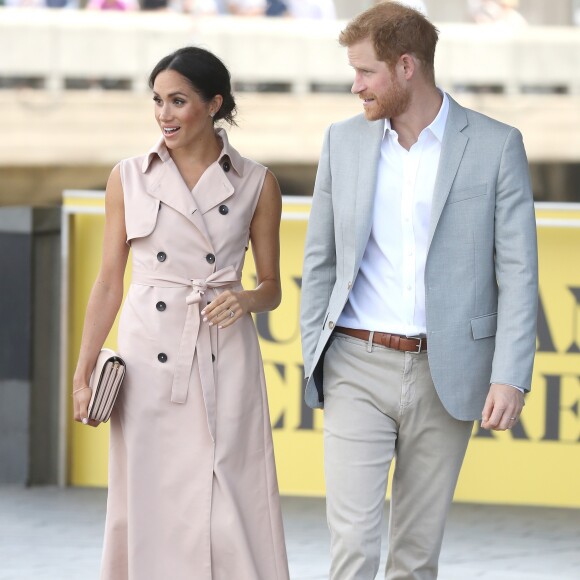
[149,46,237,126]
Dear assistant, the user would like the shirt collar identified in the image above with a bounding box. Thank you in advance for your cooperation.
[382,89,449,142]
[141,127,244,176]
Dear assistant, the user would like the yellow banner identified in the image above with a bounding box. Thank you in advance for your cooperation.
[64,194,580,507]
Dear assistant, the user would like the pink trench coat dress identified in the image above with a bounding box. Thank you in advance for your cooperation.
[99,129,290,580]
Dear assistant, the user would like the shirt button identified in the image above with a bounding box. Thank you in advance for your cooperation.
[157,353,168,363]
[206,253,216,264]
[212,354,216,362]
[156,301,166,312]
[219,204,229,215]
[222,160,230,173]
[328,321,335,330]
[157,251,167,262]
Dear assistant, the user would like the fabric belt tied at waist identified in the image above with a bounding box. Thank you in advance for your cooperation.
[335,326,427,353]
[132,265,241,441]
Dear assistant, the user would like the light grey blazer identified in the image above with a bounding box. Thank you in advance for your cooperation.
[300,95,538,421]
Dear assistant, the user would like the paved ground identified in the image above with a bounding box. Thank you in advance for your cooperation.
[0,486,579,580]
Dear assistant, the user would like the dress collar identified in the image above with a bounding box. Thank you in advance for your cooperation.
[141,127,244,176]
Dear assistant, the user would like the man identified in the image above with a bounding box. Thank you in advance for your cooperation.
[300,3,538,579]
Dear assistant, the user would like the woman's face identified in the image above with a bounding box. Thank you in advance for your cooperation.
[152,69,220,151]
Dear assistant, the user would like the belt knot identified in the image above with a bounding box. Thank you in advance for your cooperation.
[186,280,208,305]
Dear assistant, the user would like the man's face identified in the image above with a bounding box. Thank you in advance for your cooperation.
[347,38,410,121]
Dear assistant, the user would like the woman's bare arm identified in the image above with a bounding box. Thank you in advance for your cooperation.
[72,165,130,425]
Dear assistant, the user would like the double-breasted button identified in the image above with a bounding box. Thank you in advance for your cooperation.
[219,204,229,215]
[206,253,216,264]
[157,251,167,262]
[222,160,231,173]
[158,353,168,363]
[156,301,166,312]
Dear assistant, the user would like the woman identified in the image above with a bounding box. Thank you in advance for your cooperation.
[72,46,290,580]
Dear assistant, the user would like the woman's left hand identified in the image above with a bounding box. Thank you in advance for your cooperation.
[201,290,250,328]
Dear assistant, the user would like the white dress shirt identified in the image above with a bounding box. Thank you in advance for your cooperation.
[338,93,449,337]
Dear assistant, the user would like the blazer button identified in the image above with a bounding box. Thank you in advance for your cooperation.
[222,160,231,173]
[206,253,216,264]
[157,251,167,262]
[328,321,335,330]
[156,301,166,312]
[219,204,229,215]
[158,353,168,363]
[347,281,352,289]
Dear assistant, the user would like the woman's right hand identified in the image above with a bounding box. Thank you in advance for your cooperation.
[72,381,100,428]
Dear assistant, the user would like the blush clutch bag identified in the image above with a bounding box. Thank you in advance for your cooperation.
[87,348,126,423]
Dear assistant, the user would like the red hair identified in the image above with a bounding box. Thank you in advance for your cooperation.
[339,1,439,83]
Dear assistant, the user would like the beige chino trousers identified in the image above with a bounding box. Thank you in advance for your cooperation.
[323,333,473,580]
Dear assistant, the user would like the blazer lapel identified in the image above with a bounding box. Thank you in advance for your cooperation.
[428,96,469,249]
[354,118,384,268]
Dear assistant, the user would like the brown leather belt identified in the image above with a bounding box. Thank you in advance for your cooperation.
[335,326,427,353]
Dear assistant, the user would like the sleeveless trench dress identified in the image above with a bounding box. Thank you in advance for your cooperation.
[99,129,290,580]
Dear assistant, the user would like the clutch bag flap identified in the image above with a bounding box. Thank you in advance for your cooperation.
[88,348,126,423]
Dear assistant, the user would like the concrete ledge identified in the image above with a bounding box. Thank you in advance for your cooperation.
[1,10,580,94]
[2,90,580,164]
[2,90,580,204]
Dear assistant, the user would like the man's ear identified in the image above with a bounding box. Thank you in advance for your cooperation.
[399,54,416,80]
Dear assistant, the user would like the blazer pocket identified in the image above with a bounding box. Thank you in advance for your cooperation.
[447,183,487,204]
[471,313,498,340]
